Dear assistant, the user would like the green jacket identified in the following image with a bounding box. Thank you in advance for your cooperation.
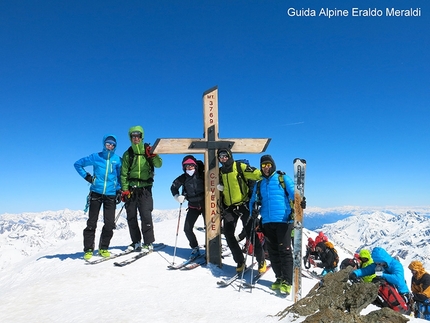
[120,126,162,190]
[220,162,261,206]
[359,249,377,283]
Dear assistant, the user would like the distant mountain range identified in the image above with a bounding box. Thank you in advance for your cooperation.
[1,206,430,268]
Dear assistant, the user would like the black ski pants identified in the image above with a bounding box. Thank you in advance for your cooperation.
[125,187,155,245]
[184,205,205,249]
[223,203,265,266]
[83,192,116,251]
[263,222,293,285]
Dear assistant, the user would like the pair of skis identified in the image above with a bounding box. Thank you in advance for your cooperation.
[114,243,166,267]
[167,253,207,270]
[216,262,258,288]
[84,243,165,267]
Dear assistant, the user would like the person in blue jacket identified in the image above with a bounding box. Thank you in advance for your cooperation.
[349,246,410,295]
[74,134,122,260]
[249,155,298,295]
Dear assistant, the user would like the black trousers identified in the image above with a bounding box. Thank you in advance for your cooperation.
[125,187,155,245]
[263,222,293,284]
[83,192,116,251]
[183,205,205,249]
[223,203,265,265]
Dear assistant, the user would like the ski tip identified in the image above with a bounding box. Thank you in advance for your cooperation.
[293,158,306,164]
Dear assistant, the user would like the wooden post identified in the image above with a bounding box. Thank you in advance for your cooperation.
[151,86,270,266]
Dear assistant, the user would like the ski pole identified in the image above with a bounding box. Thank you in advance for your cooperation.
[248,215,257,290]
[114,202,126,225]
[172,203,183,265]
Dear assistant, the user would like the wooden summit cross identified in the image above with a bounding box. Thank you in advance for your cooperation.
[151,86,270,266]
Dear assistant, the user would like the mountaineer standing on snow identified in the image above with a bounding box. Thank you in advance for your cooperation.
[74,134,122,260]
[120,125,162,253]
[249,154,299,295]
[217,148,266,274]
[170,155,205,259]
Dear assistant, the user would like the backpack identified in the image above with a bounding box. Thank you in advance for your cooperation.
[324,241,339,268]
[127,143,154,183]
[235,159,256,200]
[255,170,294,220]
[340,258,360,270]
[374,280,411,314]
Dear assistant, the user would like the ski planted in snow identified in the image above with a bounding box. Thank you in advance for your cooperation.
[217,262,256,288]
[85,249,135,265]
[113,243,165,267]
[292,158,306,303]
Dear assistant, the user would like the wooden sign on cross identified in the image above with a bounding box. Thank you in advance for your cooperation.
[151,86,270,266]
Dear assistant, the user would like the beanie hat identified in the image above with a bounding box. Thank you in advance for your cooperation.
[260,154,276,176]
[104,136,116,146]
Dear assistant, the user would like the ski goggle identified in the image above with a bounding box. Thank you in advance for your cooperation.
[261,163,272,168]
[218,153,228,159]
[130,132,142,139]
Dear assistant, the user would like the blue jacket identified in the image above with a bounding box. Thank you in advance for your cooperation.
[353,247,409,294]
[249,172,295,224]
[74,134,122,196]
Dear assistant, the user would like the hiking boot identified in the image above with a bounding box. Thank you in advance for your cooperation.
[258,260,267,274]
[99,249,110,258]
[127,242,141,252]
[189,247,200,259]
[271,278,282,290]
[83,249,93,260]
[236,262,245,273]
[142,243,153,254]
[279,281,292,295]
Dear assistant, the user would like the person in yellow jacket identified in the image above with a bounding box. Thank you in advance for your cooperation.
[217,148,265,274]
[408,260,430,319]
[357,249,377,282]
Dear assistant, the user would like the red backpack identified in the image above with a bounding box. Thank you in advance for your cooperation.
[374,280,411,315]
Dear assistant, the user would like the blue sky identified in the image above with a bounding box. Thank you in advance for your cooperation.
[1,1,429,214]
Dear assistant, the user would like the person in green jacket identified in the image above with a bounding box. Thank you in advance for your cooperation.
[121,125,162,253]
[358,249,377,282]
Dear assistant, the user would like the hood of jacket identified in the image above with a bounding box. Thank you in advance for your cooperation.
[371,247,392,266]
[409,260,426,279]
[128,125,144,152]
[102,134,117,159]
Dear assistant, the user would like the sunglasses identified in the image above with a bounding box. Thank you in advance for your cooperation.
[184,164,195,169]
[105,142,116,147]
[261,163,272,168]
[130,132,142,139]
[218,154,228,159]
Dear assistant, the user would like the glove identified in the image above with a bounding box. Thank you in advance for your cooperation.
[217,184,224,191]
[174,194,186,204]
[349,272,357,281]
[145,145,157,158]
[115,190,122,204]
[251,209,259,219]
[121,190,131,202]
[300,197,307,209]
[309,257,316,266]
[84,173,93,184]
